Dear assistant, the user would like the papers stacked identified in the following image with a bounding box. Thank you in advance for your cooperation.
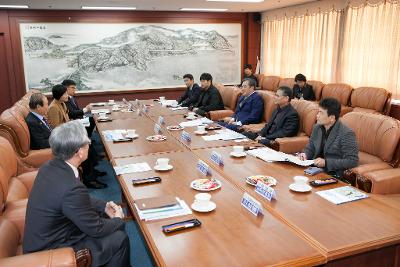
[247,147,314,166]
[202,129,247,141]
[316,186,369,204]
[160,100,178,107]
[171,106,188,111]
[179,117,213,127]
[92,109,110,114]
[134,197,192,221]
[78,117,90,127]
[114,162,152,175]
[102,129,130,141]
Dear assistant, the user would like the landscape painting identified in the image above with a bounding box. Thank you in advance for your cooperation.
[19,23,242,92]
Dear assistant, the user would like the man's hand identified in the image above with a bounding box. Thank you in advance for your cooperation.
[314,157,326,167]
[241,125,255,132]
[85,104,92,112]
[227,118,235,124]
[193,107,198,112]
[255,135,263,141]
[298,153,307,161]
[105,201,125,219]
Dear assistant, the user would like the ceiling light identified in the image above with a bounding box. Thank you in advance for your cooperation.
[180,8,228,12]
[207,0,263,2]
[81,6,137,10]
[0,5,29,8]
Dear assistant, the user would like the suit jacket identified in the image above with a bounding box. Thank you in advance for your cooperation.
[23,159,125,254]
[178,83,201,107]
[259,103,299,140]
[194,85,224,116]
[25,112,51,150]
[233,92,264,125]
[65,96,84,120]
[304,121,359,177]
[293,83,315,101]
[47,99,69,128]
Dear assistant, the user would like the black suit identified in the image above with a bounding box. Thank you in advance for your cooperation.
[25,112,51,150]
[193,85,224,116]
[23,159,130,267]
[244,103,299,146]
[293,84,315,101]
[66,96,95,137]
[178,83,201,107]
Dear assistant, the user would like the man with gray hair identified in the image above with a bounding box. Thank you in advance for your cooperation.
[23,120,131,267]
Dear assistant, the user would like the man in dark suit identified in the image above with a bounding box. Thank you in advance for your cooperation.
[218,78,264,132]
[293,73,315,101]
[299,98,359,177]
[25,93,52,150]
[192,73,224,117]
[23,120,130,267]
[242,86,299,146]
[177,74,201,107]
[243,64,258,87]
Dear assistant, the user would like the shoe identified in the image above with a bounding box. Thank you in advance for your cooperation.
[94,170,107,176]
[84,180,107,189]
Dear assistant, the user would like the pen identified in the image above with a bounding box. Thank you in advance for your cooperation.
[166,223,195,232]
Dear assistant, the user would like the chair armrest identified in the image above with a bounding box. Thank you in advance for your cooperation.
[0,248,76,267]
[270,136,310,154]
[343,162,392,187]
[16,171,38,192]
[21,148,53,168]
[360,168,400,194]
[209,110,234,121]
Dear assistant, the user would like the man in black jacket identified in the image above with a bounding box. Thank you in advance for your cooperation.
[25,93,52,150]
[177,74,201,107]
[293,73,315,101]
[242,86,299,146]
[23,120,130,267]
[243,64,258,87]
[192,73,224,117]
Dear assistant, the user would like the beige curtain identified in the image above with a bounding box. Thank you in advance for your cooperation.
[262,10,342,82]
[339,2,400,98]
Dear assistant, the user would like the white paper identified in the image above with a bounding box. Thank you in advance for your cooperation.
[114,162,152,175]
[247,147,314,166]
[92,109,111,114]
[171,106,188,111]
[179,117,213,127]
[78,117,90,127]
[102,129,133,141]
[134,198,192,221]
[160,100,178,106]
[202,129,246,141]
[316,186,368,205]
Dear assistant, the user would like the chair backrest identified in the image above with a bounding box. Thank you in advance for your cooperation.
[278,78,295,89]
[257,91,276,122]
[0,137,17,180]
[0,218,20,258]
[342,112,400,163]
[261,76,280,92]
[215,84,241,110]
[351,87,391,114]
[255,74,264,87]
[307,80,325,101]
[0,107,31,157]
[291,99,319,136]
[321,83,353,106]
[0,167,9,213]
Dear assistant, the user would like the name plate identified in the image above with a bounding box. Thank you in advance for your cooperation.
[210,151,224,166]
[154,123,162,134]
[180,131,192,142]
[255,181,276,201]
[158,116,165,125]
[241,192,262,216]
[197,159,212,176]
[143,106,149,113]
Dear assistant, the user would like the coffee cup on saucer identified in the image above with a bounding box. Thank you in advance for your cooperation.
[230,145,246,157]
[159,96,166,102]
[187,112,196,119]
[108,99,115,105]
[154,158,172,171]
[196,125,206,134]
[289,176,312,192]
[98,112,107,119]
[191,193,216,212]
[126,129,137,138]
[112,104,120,111]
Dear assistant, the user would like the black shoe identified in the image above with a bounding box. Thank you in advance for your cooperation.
[84,180,107,189]
[94,170,107,176]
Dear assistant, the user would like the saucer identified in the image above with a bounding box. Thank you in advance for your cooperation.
[194,130,207,135]
[154,164,173,171]
[230,151,247,158]
[289,183,312,193]
[126,134,139,139]
[186,116,197,120]
[191,201,216,212]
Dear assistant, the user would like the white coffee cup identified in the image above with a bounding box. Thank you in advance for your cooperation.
[188,112,196,118]
[108,100,115,105]
[194,193,211,208]
[156,158,169,168]
[197,125,206,132]
[112,105,120,111]
[159,96,166,102]
[293,176,309,185]
[233,146,244,154]
[126,129,136,138]
[99,112,107,119]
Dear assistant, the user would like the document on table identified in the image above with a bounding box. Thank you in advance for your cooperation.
[92,109,110,114]
[179,117,213,127]
[78,117,90,127]
[247,147,314,166]
[102,129,129,141]
[316,186,368,204]
[114,162,152,175]
[170,106,188,111]
[134,198,192,221]
[202,129,247,141]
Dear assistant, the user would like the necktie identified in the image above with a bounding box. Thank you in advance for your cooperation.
[43,117,52,131]
[70,97,77,108]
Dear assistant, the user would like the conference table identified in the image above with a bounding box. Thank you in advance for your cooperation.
[94,99,400,267]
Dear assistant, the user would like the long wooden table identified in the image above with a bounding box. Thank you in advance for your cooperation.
[94,99,400,266]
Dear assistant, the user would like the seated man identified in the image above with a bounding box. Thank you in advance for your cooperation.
[299,98,358,177]
[242,86,299,146]
[218,78,264,132]
[177,74,201,107]
[62,79,95,137]
[47,84,70,128]
[25,92,52,150]
[243,64,258,87]
[192,73,224,117]
[23,120,130,267]
[293,73,315,101]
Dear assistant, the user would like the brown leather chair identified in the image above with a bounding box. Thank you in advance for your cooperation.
[357,168,400,194]
[341,112,400,192]
[241,90,276,133]
[270,99,318,153]
[321,83,353,116]
[0,218,92,267]
[260,76,280,92]
[350,87,392,115]
[0,107,52,168]
[278,78,295,89]
[255,74,264,89]
[209,83,241,121]
[307,80,325,101]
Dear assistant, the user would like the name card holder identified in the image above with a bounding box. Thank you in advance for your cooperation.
[143,105,149,114]
[181,131,192,142]
[158,116,165,125]
[241,192,262,216]
[154,123,162,135]
[255,181,276,202]
[210,151,224,166]
[197,160,212,176]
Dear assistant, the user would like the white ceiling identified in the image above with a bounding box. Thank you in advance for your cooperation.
[0,0,318,12]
